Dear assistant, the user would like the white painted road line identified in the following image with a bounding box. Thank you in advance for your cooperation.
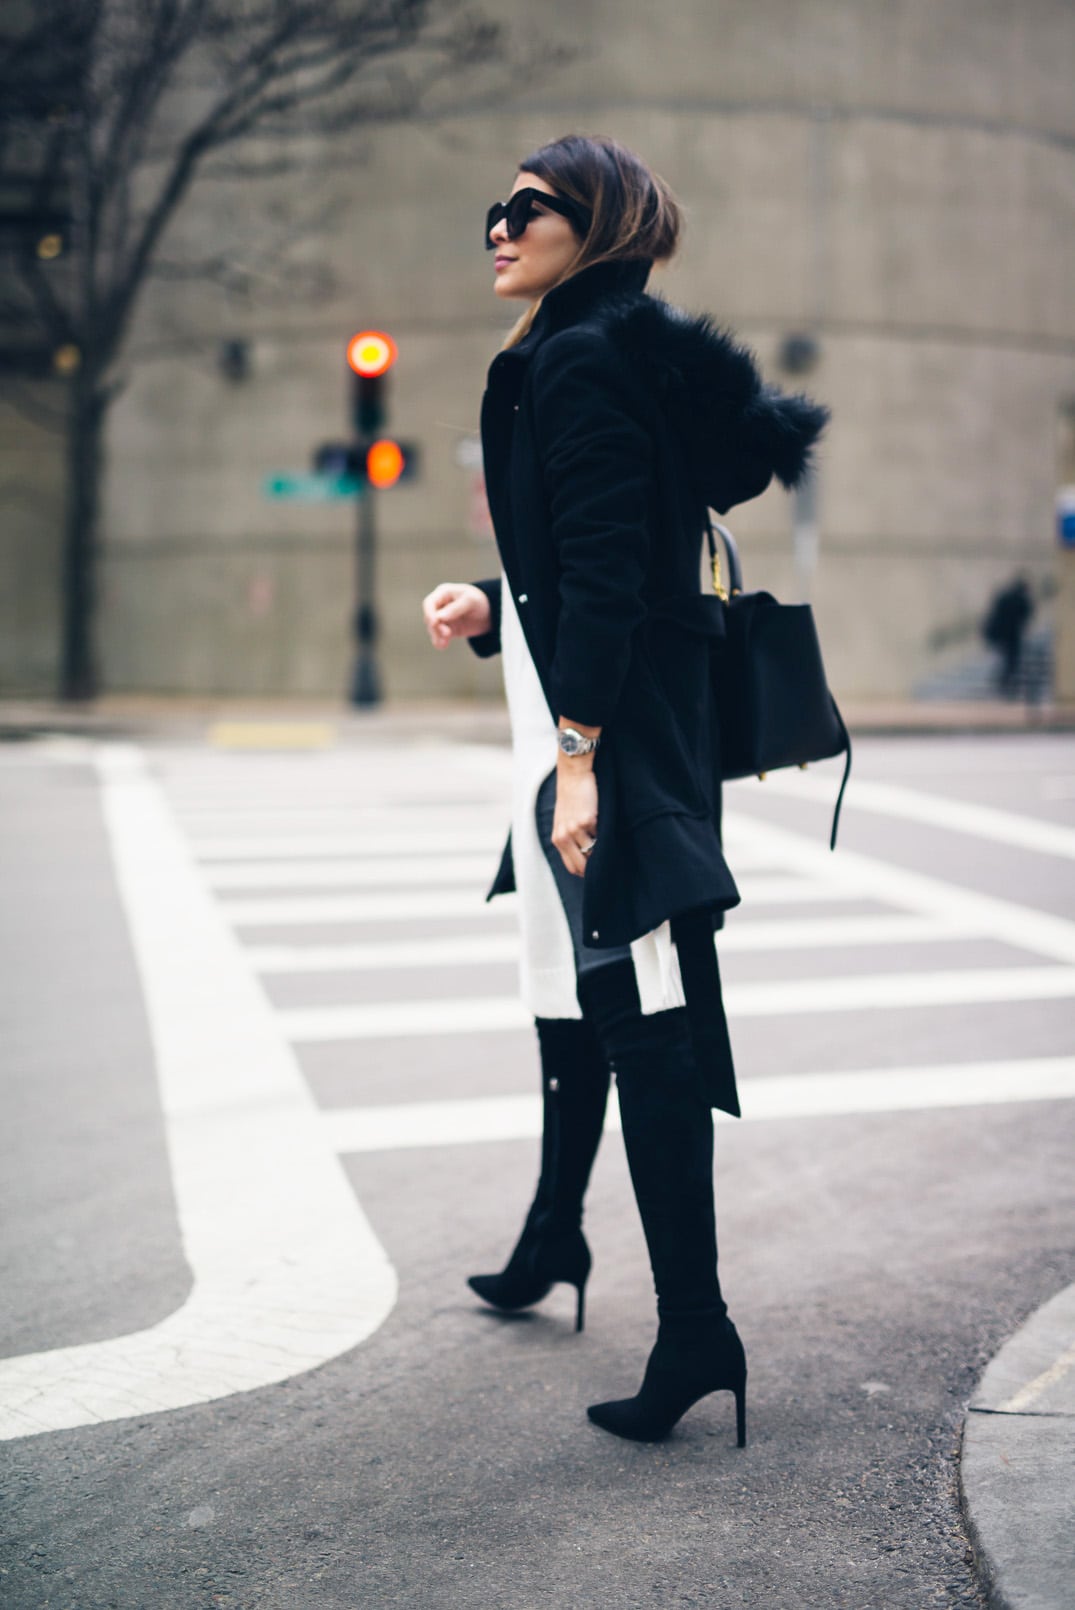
[245,914,975,977]
[322,1056,1075,1154]
[724,812,1075,966]
[754,770,1075,862]
[721,912,977,951]
[203,855,497,890]
[190,832,778,872]
[219,876,852,929]
[249,935,522,973]
[726,964,1075,1016]
[277,965,1075,1045]
[0,745,397,1444]
[222,889,516,927]
[190,832,509,860]
[177,809,510,836]
[284,995,532,1041]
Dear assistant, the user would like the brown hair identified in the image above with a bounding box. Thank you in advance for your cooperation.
[503,134,682,348]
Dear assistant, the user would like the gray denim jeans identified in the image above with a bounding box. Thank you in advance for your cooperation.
[534,768,632,984]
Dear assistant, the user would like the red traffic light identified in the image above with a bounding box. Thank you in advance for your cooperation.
[347,330,397,378]
[366,438,406,489]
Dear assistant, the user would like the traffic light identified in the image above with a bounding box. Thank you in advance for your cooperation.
[313,439,418,488]
[366,439,405,489]
[347,329,397,437]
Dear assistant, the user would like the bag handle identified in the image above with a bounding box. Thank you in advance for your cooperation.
[703,509,744,600]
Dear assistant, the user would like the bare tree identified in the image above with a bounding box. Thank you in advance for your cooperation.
[0,0,527,700]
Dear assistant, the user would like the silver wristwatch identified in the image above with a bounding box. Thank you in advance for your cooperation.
[557,726,600,757]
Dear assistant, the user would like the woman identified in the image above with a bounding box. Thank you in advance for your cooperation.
[422,135,828,1443]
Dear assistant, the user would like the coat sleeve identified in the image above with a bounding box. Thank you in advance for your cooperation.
[466,576,502,659]
[530,330,653,727]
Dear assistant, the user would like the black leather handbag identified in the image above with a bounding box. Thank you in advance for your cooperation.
[706,515,851,849]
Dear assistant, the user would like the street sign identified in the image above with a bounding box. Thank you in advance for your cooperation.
[1058,486,1075,548]
[263,472,363,501]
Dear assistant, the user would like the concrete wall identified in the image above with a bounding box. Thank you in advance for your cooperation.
[5,0,1074,701]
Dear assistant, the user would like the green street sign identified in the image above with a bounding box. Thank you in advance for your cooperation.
[263,472,364,501]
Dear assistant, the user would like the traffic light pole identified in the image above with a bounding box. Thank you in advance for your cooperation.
[343,332,398,708]
[350,474,381,707]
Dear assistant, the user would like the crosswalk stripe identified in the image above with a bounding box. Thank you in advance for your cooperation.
[219,875,853,929]
[283,996,530,1040]
[725,812,1075,966]
[225,889,514,926]
[278,965,1075,1044]
[191,832,777,870]
[321,1056,1075,1153]
[204,856,496,890]
[0,744,399,1444]
[176,808,509,835]
[754,770,1075,862]
[245,914,975,976]
[250,936,520,972]
[190,832,508,860]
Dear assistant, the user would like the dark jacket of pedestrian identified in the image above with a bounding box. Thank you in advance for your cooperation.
[468,255,829,1113]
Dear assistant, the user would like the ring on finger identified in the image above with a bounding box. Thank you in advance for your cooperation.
[580,839,596,857]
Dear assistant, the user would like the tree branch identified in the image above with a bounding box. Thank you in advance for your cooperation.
[0,378,69,434]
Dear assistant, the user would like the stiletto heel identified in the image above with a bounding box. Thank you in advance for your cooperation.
[468,1226,592,1330]
[469,1017,608,1333]
[587,1315,747,1444]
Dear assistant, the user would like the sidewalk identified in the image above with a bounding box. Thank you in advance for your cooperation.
[961,1283,1075,1610]
[1,693,1074,746]
[0,696,514,747]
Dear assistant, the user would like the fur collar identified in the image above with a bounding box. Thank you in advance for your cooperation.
[525,263,830,514]
[595,293,830,509]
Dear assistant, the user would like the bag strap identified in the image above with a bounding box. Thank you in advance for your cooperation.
[828,697,852,852]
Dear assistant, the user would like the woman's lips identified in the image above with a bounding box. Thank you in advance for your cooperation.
[494,256,516,269]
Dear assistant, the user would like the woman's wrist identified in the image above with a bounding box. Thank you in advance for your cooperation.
[557,716,602,770]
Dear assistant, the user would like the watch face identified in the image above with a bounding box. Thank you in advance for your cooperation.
[560,731,582,755]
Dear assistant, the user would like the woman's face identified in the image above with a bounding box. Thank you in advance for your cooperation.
[490,172,583,301]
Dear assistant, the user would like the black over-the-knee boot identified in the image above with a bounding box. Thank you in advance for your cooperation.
[578,961,746,1444]
[468,1015,610,1331]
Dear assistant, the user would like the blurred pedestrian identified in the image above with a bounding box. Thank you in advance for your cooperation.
[422,135,828,1442]
[982,575,1034,696]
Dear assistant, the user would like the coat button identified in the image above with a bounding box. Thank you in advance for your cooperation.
[591,930,600,941]
[518,593,528,604]
[512,403,519,412]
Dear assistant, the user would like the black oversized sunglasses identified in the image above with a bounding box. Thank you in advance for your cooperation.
[485,187,592,250]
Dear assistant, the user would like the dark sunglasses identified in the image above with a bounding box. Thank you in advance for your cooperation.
[485,187,592,250]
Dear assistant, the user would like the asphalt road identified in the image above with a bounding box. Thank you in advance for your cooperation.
[1,729,1073,1610]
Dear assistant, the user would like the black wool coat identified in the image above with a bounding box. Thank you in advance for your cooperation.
[469,257,829,1115]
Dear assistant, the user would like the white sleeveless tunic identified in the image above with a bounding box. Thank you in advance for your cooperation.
[499,575,685,1020]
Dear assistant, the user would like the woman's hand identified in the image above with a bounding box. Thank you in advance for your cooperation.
[552,761,599,877]
[421,583,492,650]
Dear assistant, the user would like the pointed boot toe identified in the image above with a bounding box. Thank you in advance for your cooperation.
[587,1316,747,1444]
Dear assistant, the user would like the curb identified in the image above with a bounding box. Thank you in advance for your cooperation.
[2,696,1074,747]
[960,1283,1075,1609]
[0,698,513,748]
